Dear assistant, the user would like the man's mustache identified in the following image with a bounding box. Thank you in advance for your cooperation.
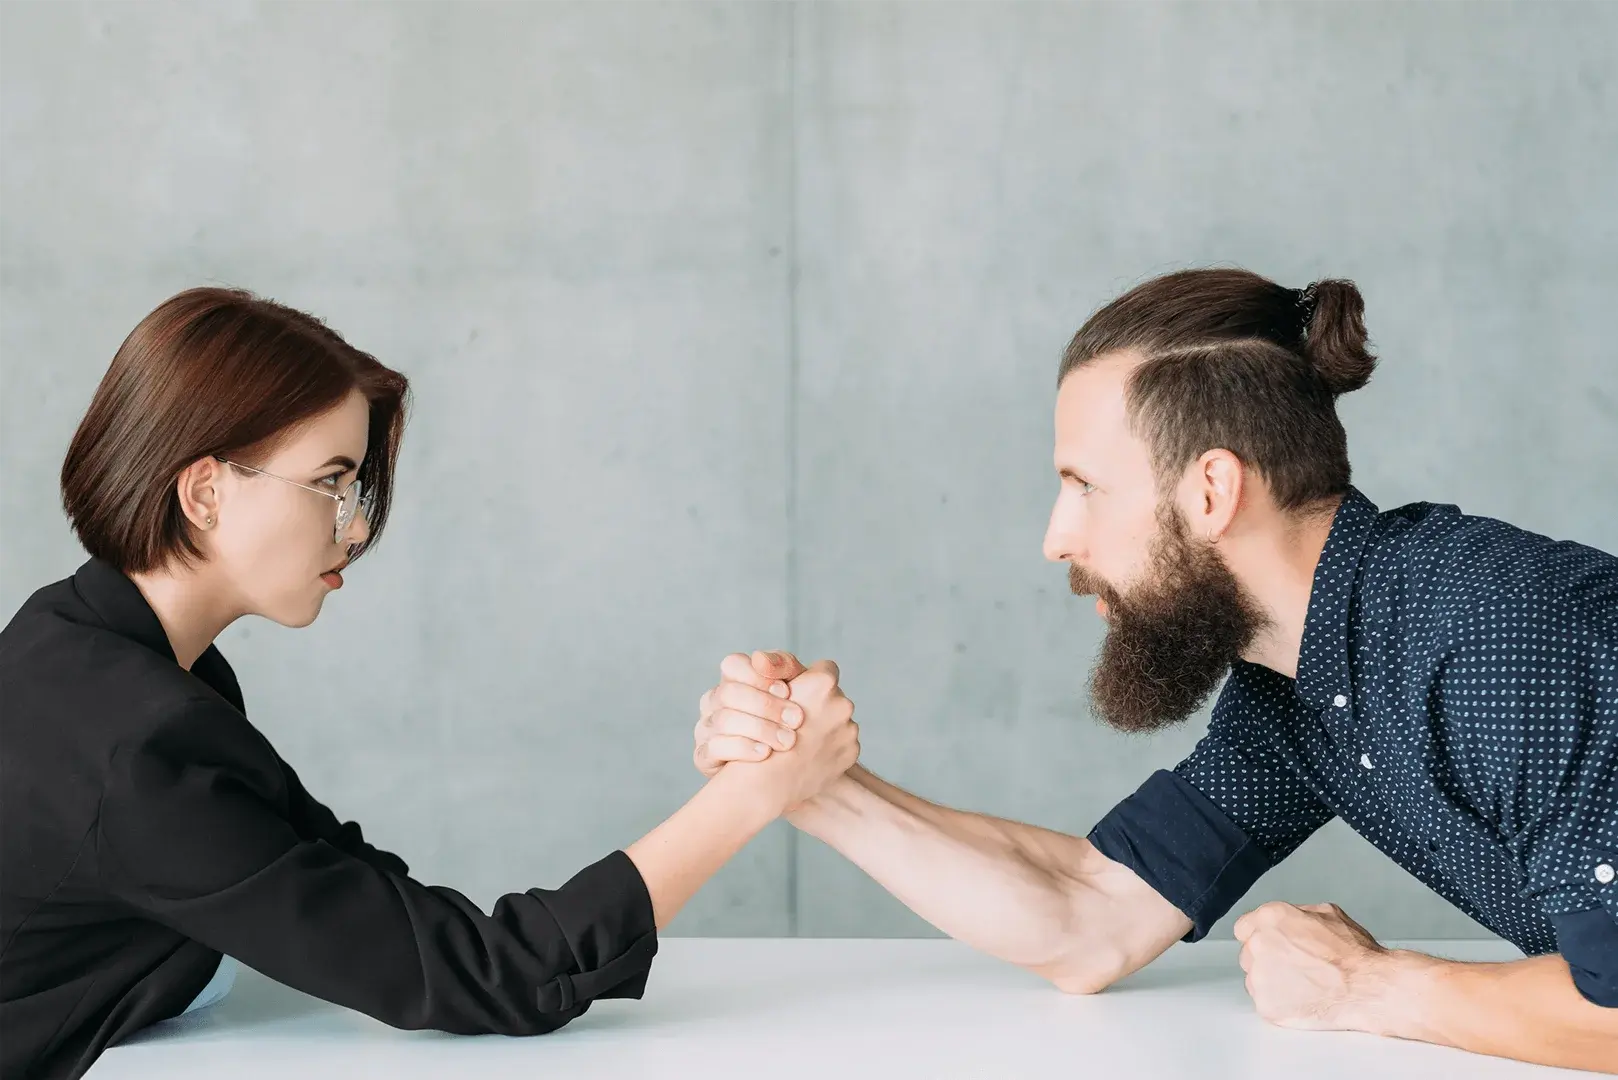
[1068,562,1108,598]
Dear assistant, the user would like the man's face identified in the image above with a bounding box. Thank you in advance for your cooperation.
[1043,357,1269,732]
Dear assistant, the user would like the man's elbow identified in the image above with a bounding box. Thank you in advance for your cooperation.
[1032,939,1133,996]
[1019,870,1142,995]
[1046,959,1127,996]
[1048,972,1113,995]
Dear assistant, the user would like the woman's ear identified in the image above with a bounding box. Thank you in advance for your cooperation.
[176,456,222,530]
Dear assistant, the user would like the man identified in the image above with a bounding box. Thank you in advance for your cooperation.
[693,268,1617,1071]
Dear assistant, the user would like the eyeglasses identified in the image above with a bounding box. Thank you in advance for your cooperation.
[215,457,375,544]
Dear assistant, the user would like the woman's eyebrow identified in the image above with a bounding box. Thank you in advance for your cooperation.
[315,455,358,472]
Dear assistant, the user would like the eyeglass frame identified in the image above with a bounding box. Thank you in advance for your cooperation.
[213,456,375,544]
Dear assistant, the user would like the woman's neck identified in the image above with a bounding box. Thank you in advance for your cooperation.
[126,565,240,671]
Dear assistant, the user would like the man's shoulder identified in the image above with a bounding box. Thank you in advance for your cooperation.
[1362,497,1618,623]
[1210,662,1305,734]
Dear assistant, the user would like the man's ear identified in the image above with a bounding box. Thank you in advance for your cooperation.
[1183,450,1245,542]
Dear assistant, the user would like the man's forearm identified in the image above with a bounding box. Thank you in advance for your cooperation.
[1366,951,1618,1072]
[787,766,1185,988]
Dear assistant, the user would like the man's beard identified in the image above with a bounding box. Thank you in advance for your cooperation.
[1068,506,1271,733]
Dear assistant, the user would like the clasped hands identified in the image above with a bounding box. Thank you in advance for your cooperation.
[693,648,1407,1033]
[694,650,859,815]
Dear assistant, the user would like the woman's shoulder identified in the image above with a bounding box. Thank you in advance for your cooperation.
[1,570,265,781]
[1,575,281,907]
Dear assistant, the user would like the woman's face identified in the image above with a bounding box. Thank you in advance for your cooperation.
[204,390,372,627]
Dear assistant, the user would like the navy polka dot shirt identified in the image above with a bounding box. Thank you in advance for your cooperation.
[1089,487,1618,1006]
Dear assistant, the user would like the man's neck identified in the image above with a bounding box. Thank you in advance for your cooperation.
[126,566,239,671]
[1230,500,1340,680]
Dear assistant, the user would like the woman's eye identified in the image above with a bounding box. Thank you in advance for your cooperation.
[317,474,343,489]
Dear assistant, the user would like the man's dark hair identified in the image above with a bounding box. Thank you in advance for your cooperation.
[1061,268,1376,513]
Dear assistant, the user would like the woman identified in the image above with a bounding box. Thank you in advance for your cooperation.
[0,288,857,1080]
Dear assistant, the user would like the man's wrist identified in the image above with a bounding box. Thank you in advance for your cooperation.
[784,770,863,834]
[1349,948,1447,1039]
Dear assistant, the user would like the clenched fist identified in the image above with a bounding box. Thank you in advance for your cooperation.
[1234,901,1393,1032]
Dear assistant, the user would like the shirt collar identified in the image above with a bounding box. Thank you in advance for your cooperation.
[1294,486,1380,712]
[70,557,239,707]
[73,557,178,663]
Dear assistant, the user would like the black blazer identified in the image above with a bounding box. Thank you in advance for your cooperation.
[0,559,658,1080]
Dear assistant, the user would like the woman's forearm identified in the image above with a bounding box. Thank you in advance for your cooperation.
[625,767,780,928]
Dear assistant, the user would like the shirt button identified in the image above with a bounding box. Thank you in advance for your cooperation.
[1333,694,1348,708]
[1359,753,1374,770]
[1598,864,1616,885]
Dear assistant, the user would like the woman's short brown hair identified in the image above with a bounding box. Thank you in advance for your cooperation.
[61,287,411,574]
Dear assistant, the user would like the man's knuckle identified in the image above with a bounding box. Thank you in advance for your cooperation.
[798,672,830,698]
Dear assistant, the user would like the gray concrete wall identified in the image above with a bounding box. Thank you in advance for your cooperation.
[4,1,1614,942]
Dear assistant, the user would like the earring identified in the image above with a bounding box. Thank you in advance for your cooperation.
[204,516,214,527]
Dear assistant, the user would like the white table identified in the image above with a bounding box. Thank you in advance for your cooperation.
[94,938,1594,1078]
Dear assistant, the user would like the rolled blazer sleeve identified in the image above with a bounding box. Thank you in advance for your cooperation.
[95,699,658,1035]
